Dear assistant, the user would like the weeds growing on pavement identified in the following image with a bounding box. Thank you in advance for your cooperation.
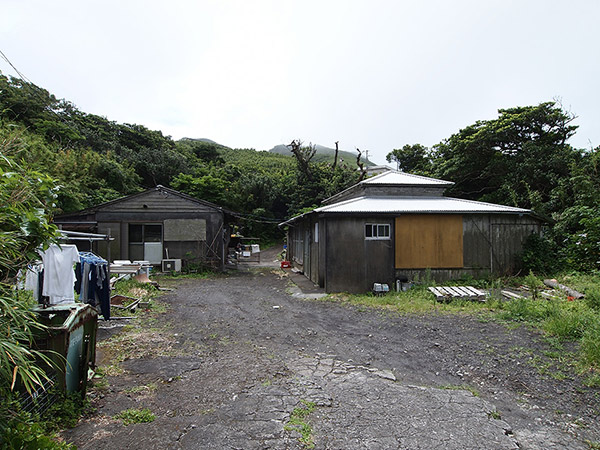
[285,400,316,449]
[115,408,155,426]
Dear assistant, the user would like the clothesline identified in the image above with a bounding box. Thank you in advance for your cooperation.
[22,244,111,319]
[58,230,114,241]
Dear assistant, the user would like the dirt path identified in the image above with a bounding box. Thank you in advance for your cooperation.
[65,270,599,449]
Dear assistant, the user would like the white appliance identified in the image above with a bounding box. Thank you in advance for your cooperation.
[162,259,182,272]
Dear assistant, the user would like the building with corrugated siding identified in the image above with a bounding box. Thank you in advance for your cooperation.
[53,186,230,270]
[280,171,544,293]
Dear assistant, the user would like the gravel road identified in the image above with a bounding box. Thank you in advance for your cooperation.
[64,267,599,449]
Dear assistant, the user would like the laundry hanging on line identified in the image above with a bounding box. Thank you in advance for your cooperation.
[40,244,80,305]
[76,252,110,320]
[21,245,111,320]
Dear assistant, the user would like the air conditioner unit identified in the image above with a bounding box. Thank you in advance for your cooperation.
[162,259,182,272]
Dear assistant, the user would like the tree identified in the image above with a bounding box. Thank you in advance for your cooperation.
[431,102,578,215]
[386,144,433,175]
[285,140,361,216]
[287,140,316,182]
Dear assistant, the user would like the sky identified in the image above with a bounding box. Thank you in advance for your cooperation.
[1,0,599,164]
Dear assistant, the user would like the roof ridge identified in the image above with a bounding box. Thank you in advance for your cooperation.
[363,170,453,185]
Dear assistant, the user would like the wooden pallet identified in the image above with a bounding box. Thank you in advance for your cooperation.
[428,286,487,302]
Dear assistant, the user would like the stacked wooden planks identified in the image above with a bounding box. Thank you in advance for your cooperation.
[428,286,487,302]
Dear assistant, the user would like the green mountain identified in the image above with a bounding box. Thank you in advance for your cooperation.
[269,143,375,166]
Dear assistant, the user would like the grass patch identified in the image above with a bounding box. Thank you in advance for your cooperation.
[494,294,600,369]
[487,410,502,420]
[114,408,155,426]
[112,278,159,299]
[439,384,480,397]
[325,286,493,316]
[124,383,158,395]
[285,400,316,449]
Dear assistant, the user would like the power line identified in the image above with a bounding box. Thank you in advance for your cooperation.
[0,48,82,145]
[228,211,283,224]
[0,49,32,83]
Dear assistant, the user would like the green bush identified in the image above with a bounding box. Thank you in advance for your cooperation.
[520,234,560,274]
[1,420,74,450]
[523,270,544,300]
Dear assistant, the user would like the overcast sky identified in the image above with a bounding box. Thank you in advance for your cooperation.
[1,0,598,164]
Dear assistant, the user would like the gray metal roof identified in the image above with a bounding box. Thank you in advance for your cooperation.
[314,196,532,214]
[362,170,454,186]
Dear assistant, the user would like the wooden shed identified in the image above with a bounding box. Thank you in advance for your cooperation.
[281,171,544,293]
[54,186,230,270]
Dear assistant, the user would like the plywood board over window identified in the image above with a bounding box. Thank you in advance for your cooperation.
[164,219,206,241]
[395,215,463,268]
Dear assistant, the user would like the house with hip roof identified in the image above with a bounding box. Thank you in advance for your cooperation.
[280,170,544,293]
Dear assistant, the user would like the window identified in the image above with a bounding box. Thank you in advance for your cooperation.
[365,223,390,240]
[129,223,163,261]
[129,224,162,243]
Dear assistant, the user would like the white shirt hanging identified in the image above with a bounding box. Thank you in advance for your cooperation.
[40,244,80,305]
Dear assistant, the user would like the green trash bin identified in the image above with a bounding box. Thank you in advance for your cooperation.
[32,303,98,395]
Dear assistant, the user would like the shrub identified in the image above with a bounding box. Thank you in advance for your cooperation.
[523,270,544,300]
[520,234,560,274]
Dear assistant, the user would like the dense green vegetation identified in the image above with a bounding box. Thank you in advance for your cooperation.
[0,134,82,448]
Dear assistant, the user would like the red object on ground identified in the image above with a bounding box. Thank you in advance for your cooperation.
[281,260,291,268]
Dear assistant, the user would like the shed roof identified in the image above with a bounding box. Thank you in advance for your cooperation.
[315,196,533,215]
[321,170,453,205]
[54,185,230,220]
[361,170,454,186]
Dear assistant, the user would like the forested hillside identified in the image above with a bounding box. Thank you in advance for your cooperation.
[0,73,362,237]
[1,72,599,272]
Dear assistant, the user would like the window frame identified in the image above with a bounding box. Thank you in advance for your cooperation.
[365,223,391,240]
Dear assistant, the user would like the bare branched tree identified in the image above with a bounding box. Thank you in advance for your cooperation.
[356,148,367,181]
[332,141,339,171]
[287,139,316,181]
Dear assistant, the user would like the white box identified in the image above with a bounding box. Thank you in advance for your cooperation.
[162,259,182,272]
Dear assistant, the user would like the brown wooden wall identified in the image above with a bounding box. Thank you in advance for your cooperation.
[395,215,463,269]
